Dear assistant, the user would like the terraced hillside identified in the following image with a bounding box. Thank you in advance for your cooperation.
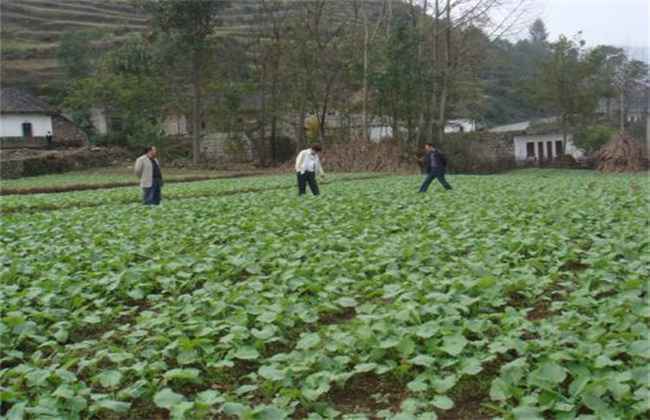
[1,0,386,94]
[0,0,264,91]
[0,0,149,89]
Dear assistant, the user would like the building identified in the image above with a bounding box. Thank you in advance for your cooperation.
[489,118,585,164]
[0,88,88,148]
[444,119,478,134]
[0,88,55,148]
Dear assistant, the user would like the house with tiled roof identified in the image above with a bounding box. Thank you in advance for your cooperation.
[0,88,87,148]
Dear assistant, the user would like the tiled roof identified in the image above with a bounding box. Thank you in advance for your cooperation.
[0,88,55,114]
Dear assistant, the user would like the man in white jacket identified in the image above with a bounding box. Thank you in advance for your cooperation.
[295,144,325,196]
[134,146,163,205]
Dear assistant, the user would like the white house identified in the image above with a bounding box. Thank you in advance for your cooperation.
[0,88,54,147]
[512,133,584,163]
[444,119,477,134]
[489,118,585,164]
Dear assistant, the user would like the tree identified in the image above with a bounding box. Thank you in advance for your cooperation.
[57,31,104,81]
[529,18,548,44]
[586,46,649,131]
[140,0,230,164]
[64,35,169,148]
[534,36,600,144]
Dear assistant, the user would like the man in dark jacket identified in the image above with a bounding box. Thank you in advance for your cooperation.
[419,143,452,192]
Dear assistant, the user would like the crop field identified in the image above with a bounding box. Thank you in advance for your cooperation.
[1,172,649,419]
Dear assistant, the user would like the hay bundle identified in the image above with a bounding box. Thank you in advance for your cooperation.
[595,132,644,173]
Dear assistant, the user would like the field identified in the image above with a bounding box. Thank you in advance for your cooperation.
[0,167,275,195]
[1,171,649,419]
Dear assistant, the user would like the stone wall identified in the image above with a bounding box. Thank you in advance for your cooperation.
[0,147,130,179]
[200,132,255,163]
[0,137,47,149]
[0,159,24,179]
[53,115,88,147]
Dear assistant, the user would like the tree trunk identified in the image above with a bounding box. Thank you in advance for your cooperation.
[619,91,625,132]
[191,50,202,165]
[436,0,451,143]
[259,62,268,166]
[362,9,370,142]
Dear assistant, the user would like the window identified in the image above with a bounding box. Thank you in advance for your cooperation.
[547,141,553,159]
[555,141,563,155]
[22,122,33,138]
[526,142,535,158]
[537,142,545,160]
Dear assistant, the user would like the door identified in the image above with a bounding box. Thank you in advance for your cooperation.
[538,142,544,161]
[547,141,553,159]
[526,142,535,158]
[555,141,563,156]
[22,122,33,138]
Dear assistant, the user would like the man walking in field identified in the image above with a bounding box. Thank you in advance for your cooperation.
[419,143,452,192]
[134,145,163,205]
[295,144,325,196]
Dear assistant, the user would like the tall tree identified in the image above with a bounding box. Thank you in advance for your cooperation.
[140,0,229,164]
[529,18,548,43]
[534,36,600,143]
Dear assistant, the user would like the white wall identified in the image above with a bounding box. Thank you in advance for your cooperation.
[445,119,477,134]
[163,114,188,136]
[90,108,108,135]
[513,133,585,162]
[0,114,53,137]
[369,125,393,142]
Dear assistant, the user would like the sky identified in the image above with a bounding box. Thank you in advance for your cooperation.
[533,0,649,49]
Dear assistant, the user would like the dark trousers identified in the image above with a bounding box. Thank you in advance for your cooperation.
[297,171,320,196]
[419,170,452,192]
[143,180,162,205]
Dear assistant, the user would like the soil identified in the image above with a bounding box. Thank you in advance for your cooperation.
[319,307,356,325]
[326,372,408,416]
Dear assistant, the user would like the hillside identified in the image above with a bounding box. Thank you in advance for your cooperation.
[0,0,390,95]
[0,0,272,92]
[0,0,148,90]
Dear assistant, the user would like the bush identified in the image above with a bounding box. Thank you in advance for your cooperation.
[573,125,617,154]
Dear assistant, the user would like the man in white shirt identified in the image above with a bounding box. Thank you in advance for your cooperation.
[134,146,163,205]
[294,144,325,196]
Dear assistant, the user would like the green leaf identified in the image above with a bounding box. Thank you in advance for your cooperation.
[431,395,454,410]
[164,368,200,381]
[154,388,186,409]
[354,363,377,373]
[442,334,467,356]
[97,370,122,389]
[512,406,543,420]
[259,366,286,381]
[407,379,428,392]
[629,340,650,358]
[335,297,358,308]
[223,402,250,416]
[410,354,435,367]
[196,390,223,406]
[233,346,260,360]
[5,402,26,420]
[535,362,567,384]
[460,358,483,376]
[432,375,457,393]
[489,378,510,401]
[171,401,194,419]
[296,333,321,350]
[96,400,131,413]
[254,405,288,420]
